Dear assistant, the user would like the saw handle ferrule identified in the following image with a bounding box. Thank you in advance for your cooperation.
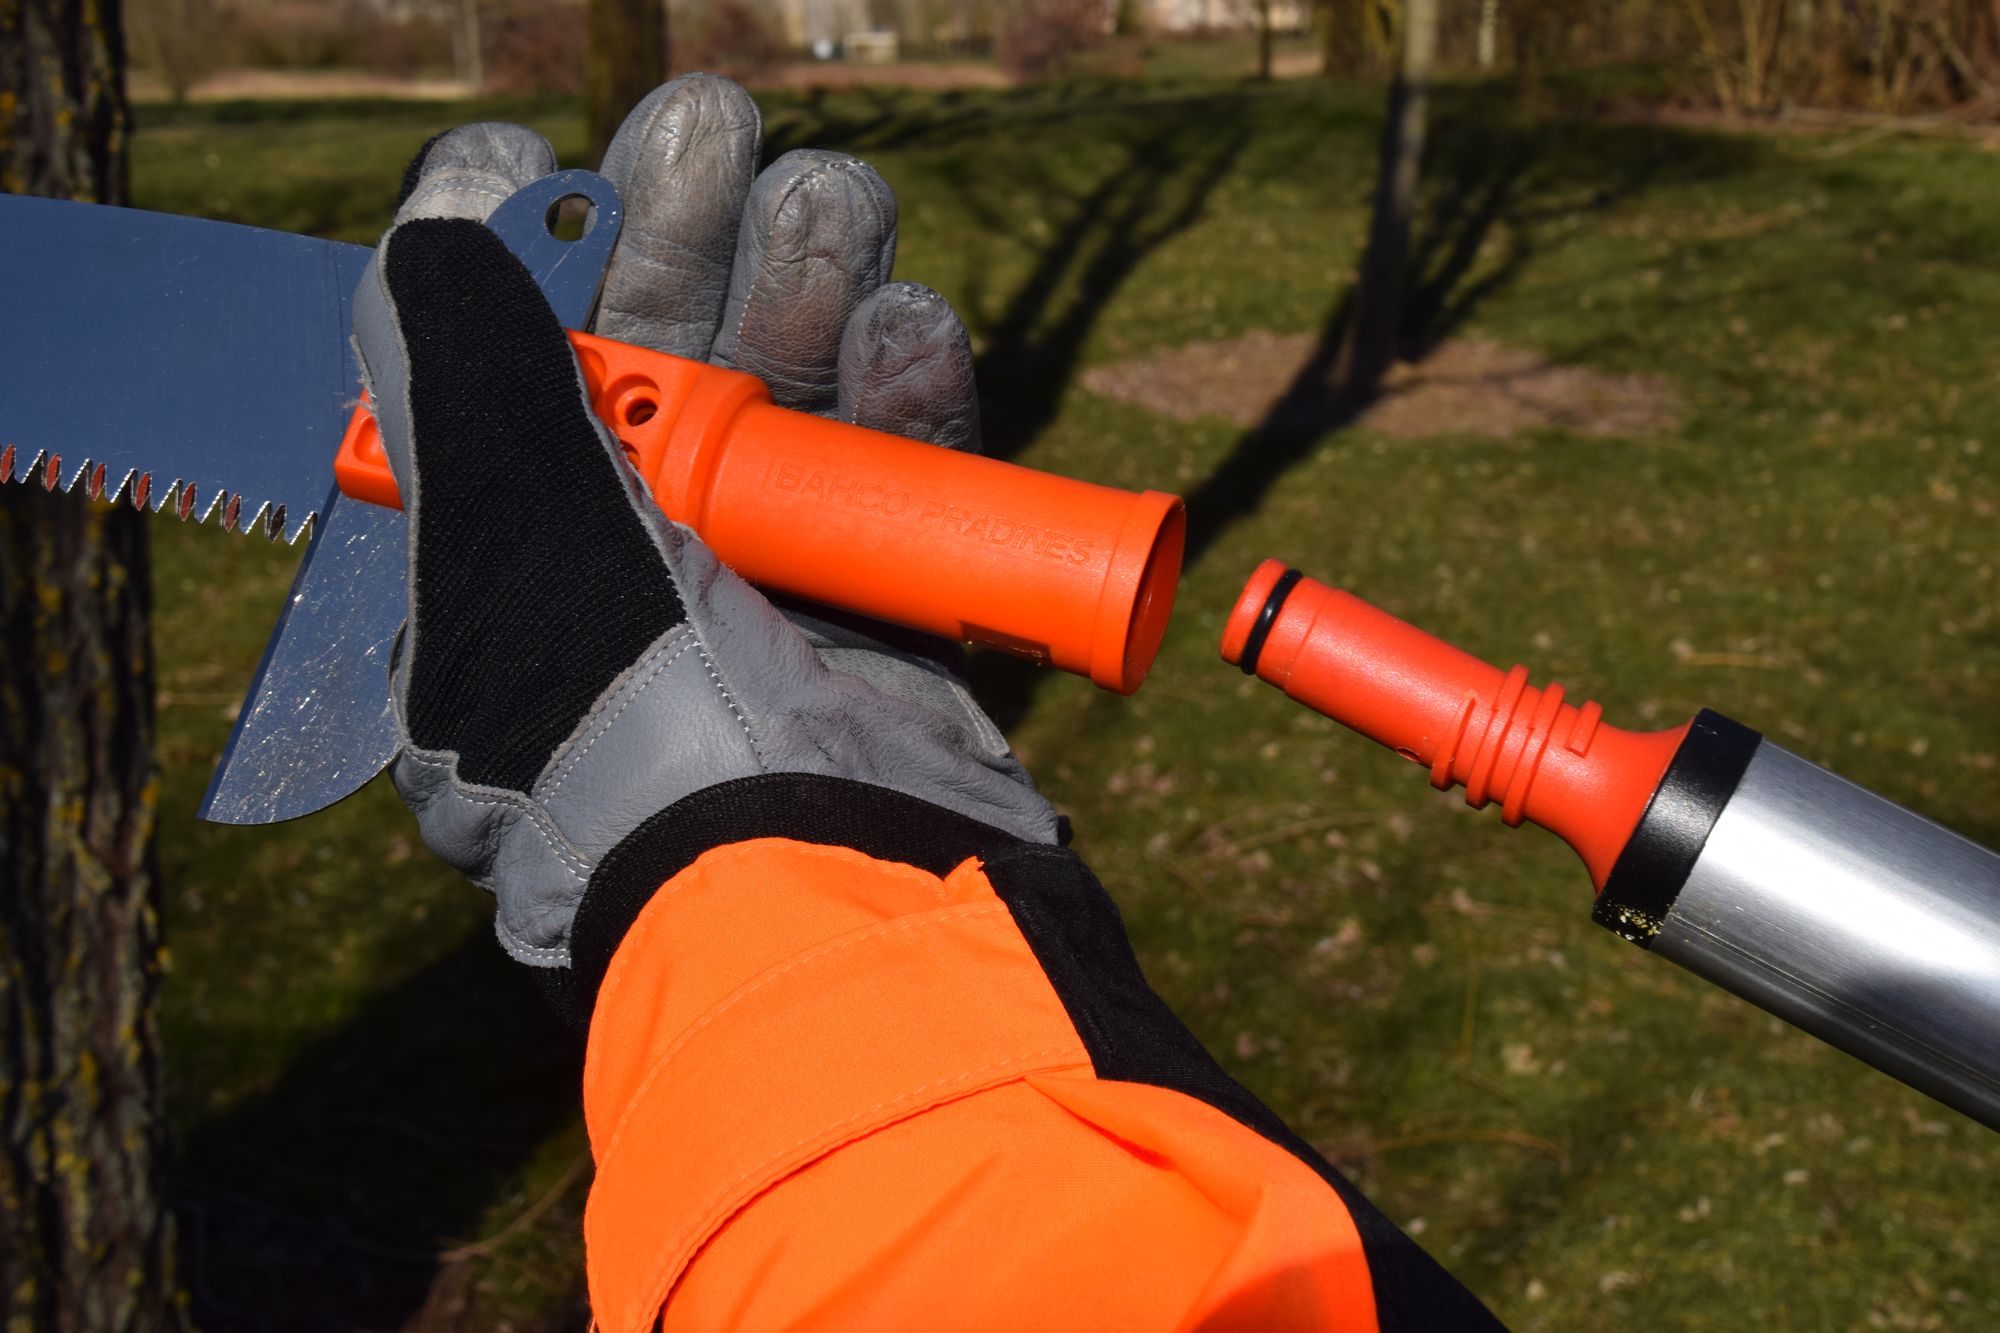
[336,330,1184,694]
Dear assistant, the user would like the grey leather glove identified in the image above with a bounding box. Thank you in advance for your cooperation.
[357,74,1056,985]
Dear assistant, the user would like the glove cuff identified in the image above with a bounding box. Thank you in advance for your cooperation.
[538,773,1038,1031]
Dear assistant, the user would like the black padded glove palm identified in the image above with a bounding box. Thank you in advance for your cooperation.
[359,75,1055,989]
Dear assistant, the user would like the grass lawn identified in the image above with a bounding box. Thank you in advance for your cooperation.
[132,75,1999,1330]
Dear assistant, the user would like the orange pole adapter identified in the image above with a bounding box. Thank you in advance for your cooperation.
[335,331,1184,694]
[1220,560,1685,887]
[1222,559,2000,1137]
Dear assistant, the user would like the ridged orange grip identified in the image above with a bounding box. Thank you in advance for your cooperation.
[336,331,1184,693]
[1221,560,1686,888]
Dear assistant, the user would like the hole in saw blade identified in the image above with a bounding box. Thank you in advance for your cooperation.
[177,484,197,521]
[88,464,107,501]
[544,194,595,242]
[43,453,61,490]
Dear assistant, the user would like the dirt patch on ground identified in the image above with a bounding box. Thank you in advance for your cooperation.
[760,60,1012,91]
[133,61,1010,104]
[1081,330,1679,439]
[132,69,481,102]
[1604,99,2000,151]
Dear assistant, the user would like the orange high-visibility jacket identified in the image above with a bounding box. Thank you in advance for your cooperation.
[554,776,1499,1331]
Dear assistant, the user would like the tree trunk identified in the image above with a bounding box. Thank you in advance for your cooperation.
[1258,0,1275,80]
[0,2,182,1330]
[1320,0,1366,74]
[586,0,670,167]
[1333,0,1437,393]
[458,0,485,92]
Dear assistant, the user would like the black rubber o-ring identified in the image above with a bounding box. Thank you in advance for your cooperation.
[1238,567,1304,675]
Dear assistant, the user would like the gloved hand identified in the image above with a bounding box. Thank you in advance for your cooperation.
[353,75,1057,1004]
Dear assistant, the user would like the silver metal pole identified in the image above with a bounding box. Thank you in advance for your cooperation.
[1609,733,2000,1130]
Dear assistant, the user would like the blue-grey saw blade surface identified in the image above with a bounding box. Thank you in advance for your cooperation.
[0,193,370,541]
[197,170,625,823]
[199,487,407,824]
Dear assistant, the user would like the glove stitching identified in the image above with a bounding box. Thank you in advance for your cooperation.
[401,179,513,218]
[403,743,596,881]
[948,677,1013,758]
[598,902,1012,1164]
[409,172,512,197]
[454,786,593,879]
[730,155,884,375]
[609,80,691,190]
[451,791,576,965]
[495,906,577,964]
[726,157,826,365]
[538,626,698,799]
[691,634,758,755]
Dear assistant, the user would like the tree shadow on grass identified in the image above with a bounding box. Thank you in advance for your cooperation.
[960,115,1254,462]
[1180,102,1759,565]
[175,931,587,1332]
[972,102,1762,730]
[760,81,1244,162]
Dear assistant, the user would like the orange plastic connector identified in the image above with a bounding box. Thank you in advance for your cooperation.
[335,330,1184,694]
[1220,560,1687,888]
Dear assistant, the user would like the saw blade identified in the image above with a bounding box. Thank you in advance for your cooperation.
[0,173,623,542]
[197,486,407,824]
[0,194,372,542]
[195,170,625,823]
[3,171,624,823]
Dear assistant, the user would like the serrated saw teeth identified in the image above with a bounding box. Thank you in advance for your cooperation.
[0,446,51,487]
[51,454,93,494]
[0,449,310,541]
[99,467,138,507]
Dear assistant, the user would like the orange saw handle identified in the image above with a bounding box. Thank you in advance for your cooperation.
[336,330,1184,693]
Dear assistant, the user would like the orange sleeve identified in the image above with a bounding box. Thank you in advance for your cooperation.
[571,780,1495,1332]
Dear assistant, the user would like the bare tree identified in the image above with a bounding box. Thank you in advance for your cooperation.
[587,0,670,166]
[0,1,183,1329]
[1332,0,1437,393]
[1477,0,1500,66]
[457,0,485,91]
[126,0,222,101]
